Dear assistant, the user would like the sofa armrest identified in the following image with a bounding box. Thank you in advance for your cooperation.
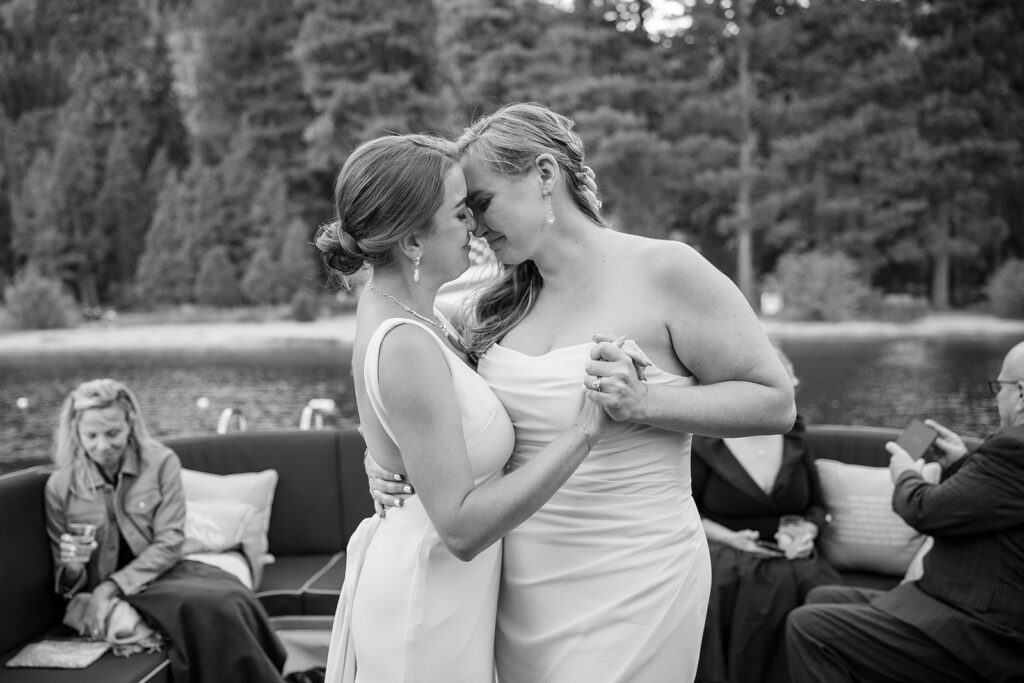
[0,467,64,656]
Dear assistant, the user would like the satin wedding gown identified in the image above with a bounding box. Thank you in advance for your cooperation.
[325,318,515,683]
[479,342,711,682]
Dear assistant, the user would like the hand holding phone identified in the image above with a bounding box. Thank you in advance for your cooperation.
[923,419,969,468]
[895,419,938,461]
[755,540,786,558]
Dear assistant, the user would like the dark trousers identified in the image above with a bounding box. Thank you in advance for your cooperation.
[786,586,986,683]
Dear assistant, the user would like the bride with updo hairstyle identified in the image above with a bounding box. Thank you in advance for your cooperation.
[366,101,797,682]
[315,134,461,287]
[318,130,611,683]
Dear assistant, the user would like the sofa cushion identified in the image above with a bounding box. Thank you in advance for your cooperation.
[167,430,371,556]
[814,459,937,576]
[257,553,344,617]
[182,498,255,555]
[302,552,346,615]
[180,468,277,587]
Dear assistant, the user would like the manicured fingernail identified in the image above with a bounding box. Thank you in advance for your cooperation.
[403,485,412,493]
[393,474,403,481]
[393,499,402,507]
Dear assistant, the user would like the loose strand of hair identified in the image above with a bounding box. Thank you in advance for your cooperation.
[464,261,543,363]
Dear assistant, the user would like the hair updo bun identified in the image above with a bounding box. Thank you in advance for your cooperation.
[314,220,366,278]
[316,134,458,290]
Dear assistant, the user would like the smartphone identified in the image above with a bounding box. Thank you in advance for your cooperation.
[755,541,785,557]
[895,419,938,460]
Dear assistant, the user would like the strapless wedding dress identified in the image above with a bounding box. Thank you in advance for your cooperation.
[479,341,711,682]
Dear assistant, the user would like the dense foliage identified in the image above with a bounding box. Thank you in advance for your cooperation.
[0,0,1021,320]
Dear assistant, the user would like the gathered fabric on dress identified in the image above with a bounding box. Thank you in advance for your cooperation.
[325,318,515,683]
[692,417,840,683]
[479,342,711,683]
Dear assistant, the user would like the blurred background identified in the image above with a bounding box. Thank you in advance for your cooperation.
[1,0,1023,471]
[1,0,1022,325]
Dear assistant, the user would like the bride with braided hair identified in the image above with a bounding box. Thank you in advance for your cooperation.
[366,102,796,682]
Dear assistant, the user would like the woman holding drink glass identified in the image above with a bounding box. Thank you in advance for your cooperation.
[690,349,839,683]
[46,379,287,682]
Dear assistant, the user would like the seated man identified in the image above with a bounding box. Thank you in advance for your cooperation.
[786,341,1024,683]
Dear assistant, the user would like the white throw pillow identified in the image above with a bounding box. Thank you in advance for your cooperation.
[180,468,278,587]
[182,498,254,555]
[901,535,934,584]
[814,459,939,576]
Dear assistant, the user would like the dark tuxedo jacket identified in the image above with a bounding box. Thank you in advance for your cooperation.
[873,424,1024,682]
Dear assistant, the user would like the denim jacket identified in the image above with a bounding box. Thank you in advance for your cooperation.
[45,444,186,597]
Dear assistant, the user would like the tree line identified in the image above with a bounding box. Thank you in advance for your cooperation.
[0,0,1021,319]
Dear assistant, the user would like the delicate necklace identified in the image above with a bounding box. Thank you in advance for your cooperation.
[365,283,449,335]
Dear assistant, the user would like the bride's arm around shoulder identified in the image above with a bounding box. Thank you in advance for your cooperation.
[632,239,795,437]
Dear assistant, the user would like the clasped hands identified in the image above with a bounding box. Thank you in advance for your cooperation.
[584,334,653,422]
[365,333,656,516]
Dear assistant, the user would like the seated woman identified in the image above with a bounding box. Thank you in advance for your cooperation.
[44,378,287,682]
[691,349,839,683]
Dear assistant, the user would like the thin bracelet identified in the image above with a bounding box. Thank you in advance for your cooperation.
[573,423,593,451]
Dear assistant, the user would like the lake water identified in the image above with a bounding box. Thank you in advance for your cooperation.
[1,334,1018,474]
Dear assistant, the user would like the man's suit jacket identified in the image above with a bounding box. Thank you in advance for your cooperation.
[872,424,1024,682]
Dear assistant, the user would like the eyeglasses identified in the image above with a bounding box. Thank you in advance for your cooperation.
[987,379,1019,395]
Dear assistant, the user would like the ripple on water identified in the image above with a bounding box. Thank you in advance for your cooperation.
[1,335,1017,474]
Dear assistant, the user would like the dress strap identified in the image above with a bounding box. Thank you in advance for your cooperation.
[363,317,456,445]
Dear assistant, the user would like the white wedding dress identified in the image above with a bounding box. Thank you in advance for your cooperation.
[479,341,712,682]
[325,318,515,682]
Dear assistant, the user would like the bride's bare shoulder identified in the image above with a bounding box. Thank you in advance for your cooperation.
[608,234,712,284]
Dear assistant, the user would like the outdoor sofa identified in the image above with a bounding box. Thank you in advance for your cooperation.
[0,428,372,683]
[0,424,980,681]
[797,423,981,590]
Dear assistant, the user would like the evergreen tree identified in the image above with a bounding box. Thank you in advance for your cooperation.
[904,0,1022,307]
[278,217,314,297]
[242,217,313,305]
[9,148,56,268]
[135,171,194,305]
[753,0,917,284]
[95,127,149,300]
[248,166,292,256]
[241,247,279,305]
[194,244,244,306]
[47,88,103,305]
[294,0,451,171]
[190,0,310,177]
[1,0,187,304]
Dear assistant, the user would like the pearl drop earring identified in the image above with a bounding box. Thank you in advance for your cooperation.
[413,256,421,282]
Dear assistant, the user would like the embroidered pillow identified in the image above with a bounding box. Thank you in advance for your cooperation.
[814,459,939,576]
[182,498,254,555]
[180,468,278,587]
